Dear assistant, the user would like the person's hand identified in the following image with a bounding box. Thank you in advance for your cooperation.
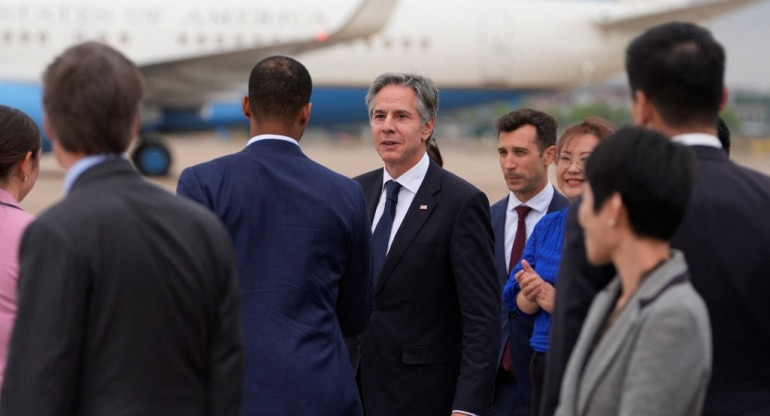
[534,281,555,313]
[515,260,543,302]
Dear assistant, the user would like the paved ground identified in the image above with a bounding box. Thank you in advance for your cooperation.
[19,133,770,216]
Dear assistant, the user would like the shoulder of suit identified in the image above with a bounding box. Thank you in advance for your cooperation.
[433,165,485,196]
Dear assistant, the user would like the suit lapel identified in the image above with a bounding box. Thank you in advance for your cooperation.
[375,161,441,293]
[491,197,508,284]
[547,187,569,214]
[577,279,638,414]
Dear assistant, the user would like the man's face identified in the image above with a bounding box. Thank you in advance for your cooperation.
[371,85,433,178]
[497,124,554,202]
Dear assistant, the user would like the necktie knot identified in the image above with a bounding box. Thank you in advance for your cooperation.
[385,180,402,216]
[515,205,531,223]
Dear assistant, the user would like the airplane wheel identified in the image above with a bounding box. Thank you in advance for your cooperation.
[132,139,172,176]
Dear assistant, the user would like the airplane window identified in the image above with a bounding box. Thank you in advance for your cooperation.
[216,34,225,46]
[20,32,29,43]
[120,33,129,46]
[198,34,207,46]
[39,32,48,44]
[2,32,10,43]
[383,38,392,49]
[178,34,188,45]
[235,34,244,46]
[421,38,430,51]
[402,38,410,50]
[367,34,376,48]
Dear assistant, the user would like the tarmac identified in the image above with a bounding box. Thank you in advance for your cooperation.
[19,132,770,216]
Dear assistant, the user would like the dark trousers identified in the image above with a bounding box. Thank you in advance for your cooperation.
[529,352,547,416]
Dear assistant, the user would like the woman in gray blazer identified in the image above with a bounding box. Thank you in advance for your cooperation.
[555,127,712,416]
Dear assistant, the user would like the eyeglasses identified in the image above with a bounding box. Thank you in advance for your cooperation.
[556,154,589,169]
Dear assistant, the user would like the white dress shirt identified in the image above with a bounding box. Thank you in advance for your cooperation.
[504,183,555,271]
[371,152,430,253]
[247,134,299,147]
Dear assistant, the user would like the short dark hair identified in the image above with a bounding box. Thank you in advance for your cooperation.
[556,116,615,157]
[495,108,557,154]
[43,42,144,154]
[626,22,725,130]
[365,72,439,125]
[0,106,41,180]
[248,56,312,124]
[586,126,695,241]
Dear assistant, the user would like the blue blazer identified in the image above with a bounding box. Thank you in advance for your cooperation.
[490,188,567,400]
[177,139,373,416]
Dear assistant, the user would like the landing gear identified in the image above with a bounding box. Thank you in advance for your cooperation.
[132,136,172,176]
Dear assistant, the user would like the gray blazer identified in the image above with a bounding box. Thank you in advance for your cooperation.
[555,250,711,416]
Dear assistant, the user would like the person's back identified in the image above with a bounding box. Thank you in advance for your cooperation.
[1,42,242,416]
[671,147,770,413]
[6,167,241,415]
[177,56,372,415]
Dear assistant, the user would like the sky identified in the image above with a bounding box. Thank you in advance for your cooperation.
[710,0,770,91]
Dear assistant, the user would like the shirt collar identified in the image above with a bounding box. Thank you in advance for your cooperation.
[247,134,299,147]
[0,188,21,208]
[507,182,555,214]
[381,152,430,194]
[671,133,722,149]
[64,153,125,195]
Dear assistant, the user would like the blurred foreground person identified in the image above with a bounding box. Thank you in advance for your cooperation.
[503,117,613,416]
[0,106,41,391]
[542,22,770,416]
[1,42,243,416]
[556,126,710,416]
[178,56,372,416]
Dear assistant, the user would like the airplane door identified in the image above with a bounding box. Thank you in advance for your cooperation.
[478,11,514,84]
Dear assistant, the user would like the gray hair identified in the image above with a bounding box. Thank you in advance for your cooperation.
[365,72,439,125]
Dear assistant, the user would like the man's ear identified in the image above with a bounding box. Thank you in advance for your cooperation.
[421,117,435,142]
[242,96,251,119]
[298,103,312,126]
[632,90,653,127]
[720,86,728,112]
[542,145,556,166]
[43,114,55,140]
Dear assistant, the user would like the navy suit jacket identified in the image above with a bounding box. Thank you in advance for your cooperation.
[355,160,500,416]
[177,139,373,416]
[543,145,770,416]
[490,189,568,393]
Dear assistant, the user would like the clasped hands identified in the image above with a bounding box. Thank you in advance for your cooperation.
[514,260,555,314]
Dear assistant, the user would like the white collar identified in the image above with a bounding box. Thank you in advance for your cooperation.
[671,133,721,149]
[381,152,430,195]
[507,182,554,214]
[247,134,299,147]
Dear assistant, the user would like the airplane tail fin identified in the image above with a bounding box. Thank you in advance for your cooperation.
[600,0,763,31]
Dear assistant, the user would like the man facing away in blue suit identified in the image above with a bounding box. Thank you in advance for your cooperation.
[177,56,374,416]
[489,109,568,416]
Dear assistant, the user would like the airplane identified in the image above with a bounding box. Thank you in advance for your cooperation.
[0,0,764,175]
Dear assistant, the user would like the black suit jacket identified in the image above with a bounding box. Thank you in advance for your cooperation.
[355,160,500,416]
[543,145,770,416]
[672,146,770,415]
[1,159,243,416]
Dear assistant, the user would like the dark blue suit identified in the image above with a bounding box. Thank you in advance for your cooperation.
[490,188,568,415]
[177,138,373,416]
